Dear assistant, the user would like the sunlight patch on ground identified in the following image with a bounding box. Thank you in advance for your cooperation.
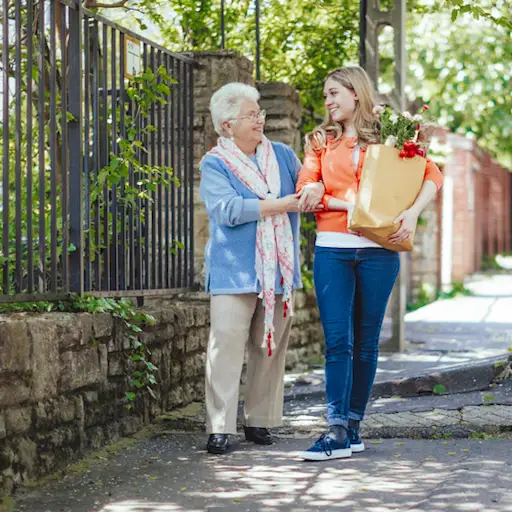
[100,502,200,511]
[405,297,492,323]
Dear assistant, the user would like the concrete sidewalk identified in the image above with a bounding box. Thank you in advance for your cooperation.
[285,273,512,401]
[10,431,512,512]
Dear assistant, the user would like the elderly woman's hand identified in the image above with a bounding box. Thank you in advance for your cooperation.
[296,182,325,212]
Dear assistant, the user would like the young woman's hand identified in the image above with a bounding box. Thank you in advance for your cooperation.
[296,182,325,212]
[389,208,419,244]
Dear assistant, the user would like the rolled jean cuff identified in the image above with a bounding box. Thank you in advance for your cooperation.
[348,411,364,421]
[327,416,348,428]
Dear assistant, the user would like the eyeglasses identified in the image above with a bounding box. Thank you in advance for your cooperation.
[231,110,266,122]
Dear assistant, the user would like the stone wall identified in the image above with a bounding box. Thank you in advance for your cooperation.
[0,290,322,496]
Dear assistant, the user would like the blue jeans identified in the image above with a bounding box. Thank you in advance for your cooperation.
[314,247,400,427]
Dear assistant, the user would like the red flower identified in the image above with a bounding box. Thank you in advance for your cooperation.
[399,150,407,158]
[423,105,429,111]
[404,140,418,152]
[416,149,426,157]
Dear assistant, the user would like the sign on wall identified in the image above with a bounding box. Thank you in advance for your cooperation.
[124,35,141,79]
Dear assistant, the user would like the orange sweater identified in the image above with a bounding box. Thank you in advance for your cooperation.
[296,138,444,234]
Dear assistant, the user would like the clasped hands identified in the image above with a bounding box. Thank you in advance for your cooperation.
[295,182,325,212]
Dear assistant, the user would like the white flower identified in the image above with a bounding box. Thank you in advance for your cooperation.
[402,111,412,120]
[389,114,398,124]
[372,105,385,115]
[413,114,423,121]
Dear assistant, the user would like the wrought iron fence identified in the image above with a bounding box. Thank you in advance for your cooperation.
[0,0,195,302]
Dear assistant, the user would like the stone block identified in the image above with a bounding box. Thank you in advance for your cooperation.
[194,306,208,327]
[91,313,114,339]
[108,353,127,377]
[0,377,31,408]
[15,437,37,478]
[119,416,143,437]
[182,382,197,404]
[5,407,32,436]
[183,353,205,379]
[36,425,80,450]
[167,386,183,408]
[99,344,108,379]
[26,316,60,402]
[173,336,185,354]
[184,306,195,328]
[35,397,76,430]
[155,323,176,343]
[185,329,202,353]
[86,426,105,450]
[258,97,301,119]
[0,414,5,440]
[51,313,85,350]
[104,421,120,444]
[59,347,105,392]
[0,316,31,375]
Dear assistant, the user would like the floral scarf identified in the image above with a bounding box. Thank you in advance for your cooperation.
[206,135,294,356]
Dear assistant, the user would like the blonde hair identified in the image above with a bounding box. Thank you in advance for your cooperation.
[305,66,379,151]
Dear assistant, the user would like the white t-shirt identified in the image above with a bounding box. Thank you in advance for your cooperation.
[315,144,381,249]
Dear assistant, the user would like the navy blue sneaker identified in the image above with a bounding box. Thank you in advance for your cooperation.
[300,432,352,461]
[348,428,365,453]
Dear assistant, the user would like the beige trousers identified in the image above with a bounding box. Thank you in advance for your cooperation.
[205,293,293,434]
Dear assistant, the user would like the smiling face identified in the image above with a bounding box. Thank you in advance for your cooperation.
[323,77,358,125]
[222,99,265,149]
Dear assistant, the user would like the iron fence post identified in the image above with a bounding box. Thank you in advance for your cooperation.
[69,0,84,294]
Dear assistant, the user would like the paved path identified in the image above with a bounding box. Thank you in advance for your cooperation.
[12,433,512,512]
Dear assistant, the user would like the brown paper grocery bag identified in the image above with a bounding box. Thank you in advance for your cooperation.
[349,144,426,252]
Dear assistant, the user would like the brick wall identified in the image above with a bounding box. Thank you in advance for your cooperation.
[409,128,511,296]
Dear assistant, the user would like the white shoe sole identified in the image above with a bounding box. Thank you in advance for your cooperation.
[300,447,352,461]
[351,442,365,453]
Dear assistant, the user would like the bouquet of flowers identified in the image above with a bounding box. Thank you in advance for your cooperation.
[348,105,433,252]
[374,104,431,158]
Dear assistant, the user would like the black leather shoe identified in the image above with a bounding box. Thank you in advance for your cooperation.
[207,434,230,454]
[244,426,274,445]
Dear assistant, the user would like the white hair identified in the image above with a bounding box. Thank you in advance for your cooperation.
[209,82,260,136]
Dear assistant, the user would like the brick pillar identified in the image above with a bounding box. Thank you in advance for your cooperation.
[257,82,301,154]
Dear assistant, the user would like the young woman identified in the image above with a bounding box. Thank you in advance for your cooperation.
[296,66,444,461]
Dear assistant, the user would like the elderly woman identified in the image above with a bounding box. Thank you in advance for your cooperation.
[199,83,316,455]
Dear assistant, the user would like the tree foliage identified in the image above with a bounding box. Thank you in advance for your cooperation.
[96,0,511,166]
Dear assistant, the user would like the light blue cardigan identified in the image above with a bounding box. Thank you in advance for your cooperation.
[199,141,303,295]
